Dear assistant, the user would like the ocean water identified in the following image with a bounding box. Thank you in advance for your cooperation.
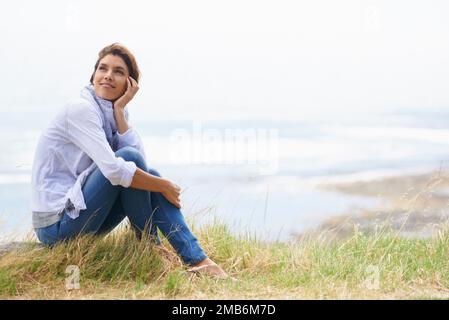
[1,105,449,242]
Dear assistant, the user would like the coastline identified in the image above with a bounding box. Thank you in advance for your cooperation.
[300,169,449,240]
[2,167,449,242]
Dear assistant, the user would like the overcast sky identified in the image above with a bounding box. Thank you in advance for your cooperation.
[1,0,449,121]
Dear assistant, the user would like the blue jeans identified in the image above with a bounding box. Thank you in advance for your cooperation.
[35,146,208,266]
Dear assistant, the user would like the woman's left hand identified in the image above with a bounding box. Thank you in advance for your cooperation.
[114,77,139,111]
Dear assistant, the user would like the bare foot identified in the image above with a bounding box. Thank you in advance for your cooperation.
[187,258,230,279]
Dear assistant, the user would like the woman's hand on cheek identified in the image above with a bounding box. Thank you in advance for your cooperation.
[114,77,139,111]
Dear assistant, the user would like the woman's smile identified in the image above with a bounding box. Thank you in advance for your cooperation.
[100,83,115,89]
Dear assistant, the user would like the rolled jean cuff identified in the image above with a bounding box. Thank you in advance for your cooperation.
[182,251,208,266]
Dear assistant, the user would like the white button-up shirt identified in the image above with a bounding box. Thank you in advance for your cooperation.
[31,85,146,228]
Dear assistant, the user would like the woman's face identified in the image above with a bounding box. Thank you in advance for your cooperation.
[92,54,129,101]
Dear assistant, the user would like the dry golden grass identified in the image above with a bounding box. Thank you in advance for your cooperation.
[1,218,449,300]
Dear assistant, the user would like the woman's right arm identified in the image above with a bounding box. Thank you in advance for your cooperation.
[130,168,182,208]
[66,101,181,208]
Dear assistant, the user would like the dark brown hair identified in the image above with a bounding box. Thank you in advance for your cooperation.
[89,43,141,84]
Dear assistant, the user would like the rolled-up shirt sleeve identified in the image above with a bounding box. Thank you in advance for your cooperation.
[66,102,137,187]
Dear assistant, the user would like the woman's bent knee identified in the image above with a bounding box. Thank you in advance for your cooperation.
[115,146,146,169]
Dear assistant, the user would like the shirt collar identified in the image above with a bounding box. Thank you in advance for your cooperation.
[85,84,113,110]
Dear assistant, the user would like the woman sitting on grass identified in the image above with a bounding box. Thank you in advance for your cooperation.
[31,43,227,278]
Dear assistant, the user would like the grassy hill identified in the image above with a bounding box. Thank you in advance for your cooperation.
[1,220,449,299]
